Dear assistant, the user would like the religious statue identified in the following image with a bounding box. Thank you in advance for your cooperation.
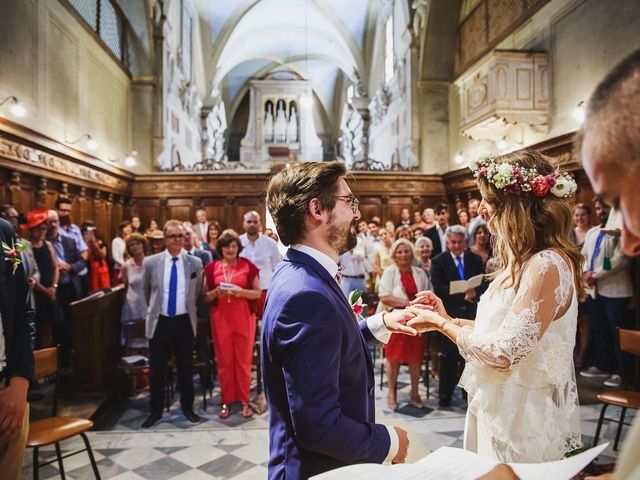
[264,102,274,143]
[412,0,429,38]
[204,103,227,162]
[274,100,287,143]
[286,105,298,143]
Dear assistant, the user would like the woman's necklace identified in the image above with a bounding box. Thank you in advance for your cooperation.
[222,260,236,303]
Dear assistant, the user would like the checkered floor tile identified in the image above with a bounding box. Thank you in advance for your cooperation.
[22,361,628,479]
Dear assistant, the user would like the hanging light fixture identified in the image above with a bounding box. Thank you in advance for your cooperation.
[0,96,26,117]
[573,101,586,124]
[66,133,99,151]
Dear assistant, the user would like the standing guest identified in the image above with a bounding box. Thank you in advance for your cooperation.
[0,205,20,230]
[579,47,640,480]
[424,203,450,255]
[131,215,143,234]
[146,229,165,254]
[457,208,470,230]
[395,225,413,242]
[339,235,368,298]
[571,203,592,248]
[467,198,487,247]
[357,220,376,289]
[412,226,424,241]
[194,208,209,243]
[55,197,89,296]
[412,210,427,230]
[470,224,492,267]
[415,236,434,282]
[239,211,281,319]
[203,231,261,419]
[429,225,485,407]
[368,220,380,244]
[81,222,110,293]
[579,198,631,388]
[202,220,222,259]
[378,239,431,410]
[112,221,132,283]
[384,220,396,238]
[262,162,415,478]
[141,220,203,428]
[121,233,148,325]
[24,210,58,349]
[145,219,159,235]
[47,210,85,367]
[183,225,213,268]
[396,207,412,229]
[0,217,34,480]
[374,228,394,290]
[422,208,435,230]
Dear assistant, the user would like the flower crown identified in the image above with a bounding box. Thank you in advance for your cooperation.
[469,156,577,198]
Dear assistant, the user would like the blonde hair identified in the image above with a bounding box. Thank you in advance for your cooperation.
[477,150,585,300]
[389,238,416,265]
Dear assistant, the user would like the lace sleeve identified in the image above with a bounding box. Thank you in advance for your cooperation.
[457,251,573,370]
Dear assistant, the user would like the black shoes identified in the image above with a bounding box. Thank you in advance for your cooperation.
[141,414,162,429]
[184,410,201,424]
[438,398,451,408]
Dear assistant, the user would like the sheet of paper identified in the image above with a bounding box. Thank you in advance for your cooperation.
[449,280,469,295]
[508,443,609,480]
[467,274,484,289]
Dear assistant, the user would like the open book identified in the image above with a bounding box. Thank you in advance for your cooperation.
[449,274,485,295]
[311,443,609,480]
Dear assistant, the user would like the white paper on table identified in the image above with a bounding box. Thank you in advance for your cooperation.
[311,443,609,480]
[449,274,484,295]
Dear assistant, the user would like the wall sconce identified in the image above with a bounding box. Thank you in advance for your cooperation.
[573,101,586,124]
[66,133,98,151]
[0,96,26,117]
[454,151,465,164]
[123,151,137,167]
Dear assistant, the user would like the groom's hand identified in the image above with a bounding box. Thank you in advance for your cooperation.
[383,310,417,336]
[391,427,409,464]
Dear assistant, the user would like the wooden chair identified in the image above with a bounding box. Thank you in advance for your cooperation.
[593,329,640,450]
[27,347,101,480]
[118,320,150,397]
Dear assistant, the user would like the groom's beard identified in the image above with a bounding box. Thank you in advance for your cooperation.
[329,217,358,255]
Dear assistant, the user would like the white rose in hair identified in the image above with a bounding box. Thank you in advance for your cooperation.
[551,177,571,197]
[497,163,513,177]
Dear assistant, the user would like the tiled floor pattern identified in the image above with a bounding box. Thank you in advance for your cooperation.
[22,365,629,479]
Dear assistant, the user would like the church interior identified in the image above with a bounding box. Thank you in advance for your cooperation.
[1,0,639,479]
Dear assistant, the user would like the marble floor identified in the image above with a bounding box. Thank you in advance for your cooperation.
[21,362,630,480]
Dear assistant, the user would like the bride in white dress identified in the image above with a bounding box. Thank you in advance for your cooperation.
[408,150,585,463]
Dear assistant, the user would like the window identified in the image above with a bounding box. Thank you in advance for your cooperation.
[384,15,394,84]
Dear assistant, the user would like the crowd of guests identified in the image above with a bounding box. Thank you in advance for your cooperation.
[0,192,633,422]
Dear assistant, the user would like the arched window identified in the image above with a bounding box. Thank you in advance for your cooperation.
[384,15,394,84]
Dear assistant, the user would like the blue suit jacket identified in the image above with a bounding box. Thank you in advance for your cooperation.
[261,248,390,479]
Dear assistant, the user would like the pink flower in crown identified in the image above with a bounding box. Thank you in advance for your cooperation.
[531,175,551,196]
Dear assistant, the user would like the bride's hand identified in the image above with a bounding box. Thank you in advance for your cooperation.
[410,290,448,318]
[406,307,446,334]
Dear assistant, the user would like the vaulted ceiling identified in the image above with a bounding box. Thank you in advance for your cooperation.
[198,0,378,129]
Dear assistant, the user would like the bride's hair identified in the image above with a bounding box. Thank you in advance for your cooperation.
[477,150,585,300]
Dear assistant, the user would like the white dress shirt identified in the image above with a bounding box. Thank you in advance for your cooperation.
[240,233,282,290]
[436,225,447,253]
[161,250,187,316]
[339,237,367,276]
[290,243,399,461]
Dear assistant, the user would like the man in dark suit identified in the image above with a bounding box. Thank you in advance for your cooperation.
[423,203,450,255]
[431,225,485,407]
[47,210,86,367]
[0,217,34,479]
[262,162,416,479]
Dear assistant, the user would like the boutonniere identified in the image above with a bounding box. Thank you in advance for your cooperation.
[348,289,367,321]
[2,239,27,275]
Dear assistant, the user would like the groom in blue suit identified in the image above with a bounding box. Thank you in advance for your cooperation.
[262,162,416,479]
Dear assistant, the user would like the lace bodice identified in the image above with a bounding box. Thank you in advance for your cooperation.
[458,249,581,462]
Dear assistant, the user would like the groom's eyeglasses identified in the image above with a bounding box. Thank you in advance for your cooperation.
[336,195,360,214]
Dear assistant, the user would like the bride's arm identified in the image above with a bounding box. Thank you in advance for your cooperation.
[456,252,572,370]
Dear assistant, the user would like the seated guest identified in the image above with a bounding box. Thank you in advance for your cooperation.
[469,224,492,267]
[24,210,59,349]
[412,226,424,241]
[378,238,431,410]
[415,236,434,283]
[141,220,203,428]
[202,220,222,258]
[112,221,132,283]
[121,233,148,325]
[81,221,110,292]
[203,231,261,419]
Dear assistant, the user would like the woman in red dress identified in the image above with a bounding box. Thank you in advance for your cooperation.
[203,231,261,419]
[378,238,431,410]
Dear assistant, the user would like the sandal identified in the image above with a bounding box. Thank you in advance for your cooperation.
[218,404,230,419]
[241,402,254,418]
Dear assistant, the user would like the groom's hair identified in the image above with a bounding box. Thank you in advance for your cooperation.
[266,161,346,246]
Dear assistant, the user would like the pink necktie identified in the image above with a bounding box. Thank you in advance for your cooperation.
[335,266,346,284]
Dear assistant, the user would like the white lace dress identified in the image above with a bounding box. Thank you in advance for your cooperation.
[457,250,581,463]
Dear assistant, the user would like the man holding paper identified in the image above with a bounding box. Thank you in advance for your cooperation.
[430,225,485,407]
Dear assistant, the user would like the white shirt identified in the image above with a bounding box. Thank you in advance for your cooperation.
[112,236,126,269]
[436,225,448,253]
[450,251,464,268]
[196,222,208,241]
[240,234,282,290]
[581,226,632,298]
[339,237,367,276]
[290,243,399,461]
[357,233,377,274]
[161,250,187,316]
[0,310,5,373]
